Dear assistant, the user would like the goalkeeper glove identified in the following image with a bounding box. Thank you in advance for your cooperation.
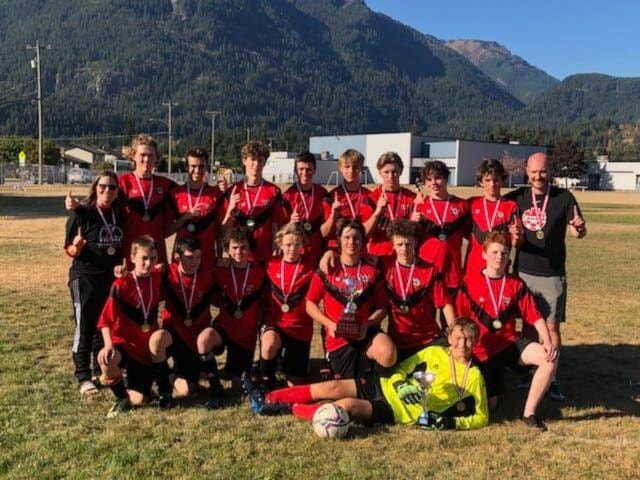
[419,412,455,430]
[396,383,423,405]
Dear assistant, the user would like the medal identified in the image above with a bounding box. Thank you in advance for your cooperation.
[530,184,550,235]
[133,173,154,223]
[184,316,192,327]
[178,266,198,330]
[456,401,466,412]
[231,263,251,321]
[234,309,243,319]
[394,259,416,315]
[429,195,451,242]
[449,351,471,405]
[492,319,503,330]
[536,230,544,240]
[295,182,316,231]
[141,322,150,332]
[400,304,409,313]
[303,222,312,232]
[107,246,116,256]
[280,258,301,316]
[281,303,290,313]
[187,223,196,233]
[132,272,154,333]
[341,184,362,219]
[438,233,447,241]
[382,188,403,220]
[483,197,501,232]
[96,206,119,255]
[484,271,506,332]
[243,180,264,228]
[186,179,205,224]
[246,218,256,229]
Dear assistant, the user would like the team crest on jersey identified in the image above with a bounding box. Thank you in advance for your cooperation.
[474,209,480,214]
[261,199,269,206]
[497,211,504,218]
[504,297,511,305]
[131,189,138,195]
[521,208,546,231]
[451,207,459,216]
[156,187,163,194]
[412,278,421,287]
[479,296,485,303]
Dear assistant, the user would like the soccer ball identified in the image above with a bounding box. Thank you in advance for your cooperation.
[312,403,350,439]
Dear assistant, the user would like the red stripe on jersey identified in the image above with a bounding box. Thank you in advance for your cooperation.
[366,187,417,256]
[323,186,373,250]
[265,257,315,341]
[456,270,541,362]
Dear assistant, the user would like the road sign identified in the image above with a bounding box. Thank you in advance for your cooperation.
[18,151,26,167]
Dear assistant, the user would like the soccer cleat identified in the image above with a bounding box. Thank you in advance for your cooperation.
[522,414,548,432]
[546,381,566,402]
[259,402,292,416]
[158,394,174,410]
[242,372,266,414]
[106,399,131,419]
[204,398,223,411]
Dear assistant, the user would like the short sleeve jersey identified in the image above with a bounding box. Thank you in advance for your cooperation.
[323,186,373,250]
[415,195,470,289]
[306,261,385,352]
[212,262,265,351]
[168,183,224,271]
[504,185,582,276]
[365,187,416,256]
[464,196,519,276]
[222,181,282,264]
[161,262,216,353]
[265,257,316,342]
[381,256,451,350]
[65,205,125,280]
[97,270,164,366]
[456,269,541,363]
[118,173,175,264]
[280,183,329,264]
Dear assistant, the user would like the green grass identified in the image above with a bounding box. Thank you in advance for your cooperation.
[1,190,640,479]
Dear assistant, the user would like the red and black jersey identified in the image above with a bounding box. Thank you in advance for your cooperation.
[380,256,451,350]
[97,270,165,366]
[306,262,386,352]
[168,183,224,271]
[221,181,282,264]
[322,186,373,250]
[456,269,541,363]
[161,262,216,353]
[265,257,316,341]
[118,173,176,265]
[212,262,266,351]
[365,187,417,256]
[464,196,519,277]
[415,195,470,289]
[280,183,329,264]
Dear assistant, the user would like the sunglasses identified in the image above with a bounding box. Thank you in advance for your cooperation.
[97,184,118,191]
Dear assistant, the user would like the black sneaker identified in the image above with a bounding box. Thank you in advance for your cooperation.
[259,402,292,416]
[522,414,547,432]
[242,372,266,413]
[204,398,223,410]
[158,394,174,410]
[106,399,131,419]
[546,381,566,402]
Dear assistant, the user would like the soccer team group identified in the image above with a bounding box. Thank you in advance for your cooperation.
[64,134,586,432]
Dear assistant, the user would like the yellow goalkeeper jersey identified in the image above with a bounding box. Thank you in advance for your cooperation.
[378,345,489,429]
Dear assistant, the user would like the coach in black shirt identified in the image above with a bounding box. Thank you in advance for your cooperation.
[505,152,586,401]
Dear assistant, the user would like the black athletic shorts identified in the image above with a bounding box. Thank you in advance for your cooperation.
[396,334,449,363]
[477,338,533,397]
[327,327,384,380]
[262,326,311,378]
[115,345,153,397]
[166,330,201,383]
[354,364,395,425]
[212,326,253,377]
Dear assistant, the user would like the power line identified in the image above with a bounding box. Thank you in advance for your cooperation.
[49,131,169,142]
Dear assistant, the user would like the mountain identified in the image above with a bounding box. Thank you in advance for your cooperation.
[445,39,559,104]
[522,74,640,126]
[0,0,523,150]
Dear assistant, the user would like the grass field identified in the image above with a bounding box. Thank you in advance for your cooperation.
[1,185,640,479]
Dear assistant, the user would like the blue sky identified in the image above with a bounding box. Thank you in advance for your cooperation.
[366,0,640,80]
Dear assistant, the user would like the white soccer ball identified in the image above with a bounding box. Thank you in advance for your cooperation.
[312,403,350,439]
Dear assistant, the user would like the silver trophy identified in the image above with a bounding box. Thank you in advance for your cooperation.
[413,371,437,426]
[336,276,363,339]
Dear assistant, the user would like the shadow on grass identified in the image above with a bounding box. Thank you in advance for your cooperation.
[0,195,68,218]
[492,344,640,423]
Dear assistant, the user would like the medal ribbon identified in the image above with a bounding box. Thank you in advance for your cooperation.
[482,197,501,231]
[178,268,198,317]
[428,195,450,227]
[186,181,205,212]
[244,181,264,216]
[449,352,471,398]
[132,273,153,322]
[295,182,314,221]
[96,206,117,242]
[133,173,154,214]
[280,258,301,306]
[530,184,550,231]
[394,260,416,305]
[483,271,506,318]
[231,264,251,308]
[383,189,403,220]
[340,185,362,219]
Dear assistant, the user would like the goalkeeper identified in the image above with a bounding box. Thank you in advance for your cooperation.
[244,317,488,430]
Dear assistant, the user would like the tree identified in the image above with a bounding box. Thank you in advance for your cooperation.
[501,153,525,187]
[550,139,586,181]
[24,139,62,165]
[0,136,24,164]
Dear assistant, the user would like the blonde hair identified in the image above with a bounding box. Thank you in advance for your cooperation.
[125,134,161,162]
[275,222,308,247]
[338,149,364,169]
[447,317,479,343]
[376,152,403,172]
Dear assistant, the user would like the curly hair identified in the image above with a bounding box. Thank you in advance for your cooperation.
[241,140,270,162]
[420,160,450,182]
[475,158,507,184]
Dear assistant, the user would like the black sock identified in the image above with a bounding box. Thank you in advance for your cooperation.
[259,356,276,385]
[110,379,128,400]
[200,351,219,378]
[152,360,172,396]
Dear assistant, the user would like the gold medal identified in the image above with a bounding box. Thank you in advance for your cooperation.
[456,401,466,412]
[246,218,256,229]
[492,319,503,330]
[438,233,447,241]
[187,223,196,233]
[106,246,116,256]
[141,322,150,332]
[536,230,544,240]
[234,308,243,319]
[303,222,312,232]
[281,303,290,313]
[399,304,409,313]
[142,213,151,223]
[184,316,192,327]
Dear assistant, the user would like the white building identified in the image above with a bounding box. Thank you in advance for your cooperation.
[588,156,640,191]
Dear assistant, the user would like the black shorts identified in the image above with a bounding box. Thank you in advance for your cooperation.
[115,346,153,397]
[327,327,383,380]
[212,326,254,377]
[355,365,395,425]
[262,326,311,378]
[478,338,533,397]
[396,334,449,363]
[166,331,201,383]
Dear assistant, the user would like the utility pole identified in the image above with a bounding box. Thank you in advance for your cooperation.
[246,128,251,143]
[26,40,51,185]
[205,110,221,175]
[163,101,175,174]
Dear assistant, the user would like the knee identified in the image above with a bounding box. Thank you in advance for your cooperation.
[334,397,357,415]
[371,337,397,367]
[149,329,172,352]
[197,328,219,353]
